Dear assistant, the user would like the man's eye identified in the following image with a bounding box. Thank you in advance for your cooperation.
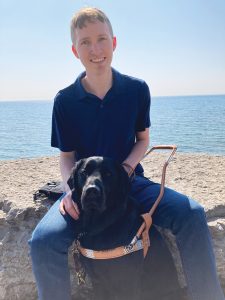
[81,40,89,45]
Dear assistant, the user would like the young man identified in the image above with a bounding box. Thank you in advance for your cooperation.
[29,7,225,300]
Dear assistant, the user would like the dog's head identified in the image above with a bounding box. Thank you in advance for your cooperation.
[67,156,130,232]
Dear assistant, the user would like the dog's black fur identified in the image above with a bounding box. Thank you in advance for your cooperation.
[68,156,187,300]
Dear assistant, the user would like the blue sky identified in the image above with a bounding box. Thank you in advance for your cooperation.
[0,0,225,100]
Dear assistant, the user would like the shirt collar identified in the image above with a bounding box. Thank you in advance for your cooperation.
[73,68,125,100]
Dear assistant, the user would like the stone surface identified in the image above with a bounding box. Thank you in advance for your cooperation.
[0,153,225,299]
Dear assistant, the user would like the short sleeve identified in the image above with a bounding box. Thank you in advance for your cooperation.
[135,81,151,132]
[51,93,75,152]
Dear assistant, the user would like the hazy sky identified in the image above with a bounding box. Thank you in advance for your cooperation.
[0,0,225,100]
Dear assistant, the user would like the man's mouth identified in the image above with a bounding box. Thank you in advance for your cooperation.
[90,57,106,63]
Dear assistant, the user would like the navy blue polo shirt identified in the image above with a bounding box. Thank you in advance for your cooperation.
[51,68,151,174]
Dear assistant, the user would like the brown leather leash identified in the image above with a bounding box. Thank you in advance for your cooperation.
[76,145,177,260]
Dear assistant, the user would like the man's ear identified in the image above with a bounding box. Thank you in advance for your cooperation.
[112,36,117,52]
[72,44,79,59]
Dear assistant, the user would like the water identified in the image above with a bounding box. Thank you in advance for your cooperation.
[0,95,224,160]
[150,95,225,154]
[0,101,57,160]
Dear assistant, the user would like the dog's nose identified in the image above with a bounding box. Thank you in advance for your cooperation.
[85,185,101,198]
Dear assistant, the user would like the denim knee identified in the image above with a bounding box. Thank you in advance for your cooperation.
[28,228,50,261]
[172,197,207,235]
[29,227,72,260]
[186,198,206,221]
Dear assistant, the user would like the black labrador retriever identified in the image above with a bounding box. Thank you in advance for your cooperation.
[68,156,186,300]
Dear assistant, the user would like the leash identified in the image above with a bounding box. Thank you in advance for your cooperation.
[127,145,177,258]
[73,145,177,284]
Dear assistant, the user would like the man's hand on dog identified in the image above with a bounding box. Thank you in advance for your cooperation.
[59,191,80,220]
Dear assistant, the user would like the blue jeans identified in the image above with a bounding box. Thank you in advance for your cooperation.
[29,176,225,300]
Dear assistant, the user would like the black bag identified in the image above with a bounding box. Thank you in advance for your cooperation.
[34,181,65,201]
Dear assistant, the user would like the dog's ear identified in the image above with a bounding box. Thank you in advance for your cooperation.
[67,172,74,191]
[67,159,85,192]
[67,167,75,191]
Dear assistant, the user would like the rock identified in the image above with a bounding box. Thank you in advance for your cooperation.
[0,198,91,300]
[1,199,224,299]
[208,218,225,291]
[0,154,225,299]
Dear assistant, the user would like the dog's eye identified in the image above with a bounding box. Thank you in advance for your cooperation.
[80,169,87,177]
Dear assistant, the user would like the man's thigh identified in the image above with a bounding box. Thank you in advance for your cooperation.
[130,175,202,233]
[30,195,78,250]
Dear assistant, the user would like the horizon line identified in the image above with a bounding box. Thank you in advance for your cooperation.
[0,93,225,102]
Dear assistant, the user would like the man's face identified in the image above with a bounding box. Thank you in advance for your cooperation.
[72,20,116,74]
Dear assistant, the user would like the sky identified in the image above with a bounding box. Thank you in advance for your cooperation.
[0,0,225,100]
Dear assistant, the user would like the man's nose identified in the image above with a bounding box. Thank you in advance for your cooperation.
[90,42,101,55]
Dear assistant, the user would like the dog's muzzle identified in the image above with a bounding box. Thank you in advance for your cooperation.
[81,184,105,212]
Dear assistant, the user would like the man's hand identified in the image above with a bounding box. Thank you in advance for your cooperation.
[59,191,80,220]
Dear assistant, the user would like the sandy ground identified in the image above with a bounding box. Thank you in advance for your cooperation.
[0,152,225,217]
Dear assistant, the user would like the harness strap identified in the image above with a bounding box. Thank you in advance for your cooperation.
[78,214,152,260]
[78,238,146,260]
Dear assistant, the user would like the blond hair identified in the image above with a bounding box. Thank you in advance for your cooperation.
[70,7,114,45]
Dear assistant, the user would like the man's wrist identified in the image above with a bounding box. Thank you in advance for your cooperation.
[121,162,134,177]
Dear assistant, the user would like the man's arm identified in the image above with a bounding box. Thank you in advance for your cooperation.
[59,151,80,219]
[122,128,150,174]
[60,151,76,192]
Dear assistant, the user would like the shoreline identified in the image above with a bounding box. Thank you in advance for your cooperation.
[0,150,225,162]
[1,152,225,298]
[0,153,225,217]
